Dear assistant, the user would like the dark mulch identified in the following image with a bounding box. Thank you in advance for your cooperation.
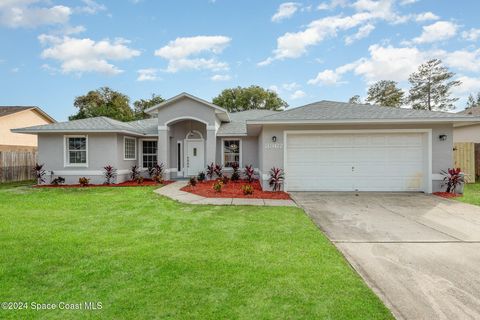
[433,192,462,199]
[181,179,290,199]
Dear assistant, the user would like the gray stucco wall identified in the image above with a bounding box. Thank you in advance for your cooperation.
[453,124,480,143]
[38,133,138,184]
[257,123,453,193]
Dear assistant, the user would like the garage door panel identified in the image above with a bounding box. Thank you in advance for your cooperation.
[285,132,426,192]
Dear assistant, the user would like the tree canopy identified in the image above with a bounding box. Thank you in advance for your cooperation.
[133,94,164,120]
[366,80,404,107]
[466,92,480,109]
[408,59,461,111]
[212,85,288,112]
[348,95,362,104]
[69,87,161,121]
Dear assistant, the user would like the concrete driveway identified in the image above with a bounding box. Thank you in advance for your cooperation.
[290,192,480,320]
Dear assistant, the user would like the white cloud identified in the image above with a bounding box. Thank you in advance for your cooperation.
[290,90,306,99]
[268,85,280,93]
[39,35,141,75]
[308,69,343,85]
[282,82,300,91]
[137,68,159,81]
[271,2,300,22]
[452,76,480,94]
[309,44,480,89]
[0,1,71,28]
[154,35,231,73]
[75,0,107,15]
[210,74,231,81]
[317,0,347,10]
[399,0,417,5]
[462,28,480,42]
[345,23,375,45]
[57,25,86,35]
[260,0,411,65]
[414,12,439,22]
[442,49,480,72]
[412,21,458,44]
[308,62,358,85]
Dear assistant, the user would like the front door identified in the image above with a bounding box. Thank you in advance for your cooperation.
[186,140,204,176]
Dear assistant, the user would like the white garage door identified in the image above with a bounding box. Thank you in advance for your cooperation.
[285,132,427,192]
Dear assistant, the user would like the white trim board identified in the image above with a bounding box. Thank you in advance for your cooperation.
[51,169,131,176]
[283,129,433,193]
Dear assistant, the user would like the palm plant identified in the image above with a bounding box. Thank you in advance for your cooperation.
[244,165,255,183]
[268,167,284,191]
[441,168,464,193]
[103,165,117,184]
[33,163,46,184]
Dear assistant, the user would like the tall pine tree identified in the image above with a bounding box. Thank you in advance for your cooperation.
[466,92,480,109]
[407,59,461,111]
[366,80,404,107]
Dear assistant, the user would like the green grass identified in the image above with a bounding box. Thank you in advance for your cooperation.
[0,185,392,319]
[457,182,480,206]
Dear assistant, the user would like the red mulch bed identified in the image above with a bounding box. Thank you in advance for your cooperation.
[181,179,290,199]
[35,179,174,188]
[433,192,462,199]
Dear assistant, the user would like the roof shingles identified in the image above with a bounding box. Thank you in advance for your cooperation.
[255,101,477,121]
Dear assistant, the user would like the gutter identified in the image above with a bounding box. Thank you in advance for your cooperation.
[246,117,480,125]
[11,129,146,136]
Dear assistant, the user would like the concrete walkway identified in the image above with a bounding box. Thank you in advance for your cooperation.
[291,192,480,320]
[154,181,297,206]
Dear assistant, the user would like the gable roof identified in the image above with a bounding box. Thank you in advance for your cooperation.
[144,92,230,122]
[0,106,55,122]
[248,100,480,125]
[217,109,279,136]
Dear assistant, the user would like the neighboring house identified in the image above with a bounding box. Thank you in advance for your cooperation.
[0,106,55,151]
[454,106,480,143]
[12,92,480,193]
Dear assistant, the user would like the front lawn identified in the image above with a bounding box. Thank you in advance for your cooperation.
[457,182,480,206]
[0,184,392,319]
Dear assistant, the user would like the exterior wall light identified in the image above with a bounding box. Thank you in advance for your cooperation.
[272,136,277,142]
[439,134,447,141]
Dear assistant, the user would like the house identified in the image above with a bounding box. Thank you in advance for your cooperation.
[12,92,480,192]
[0,106,55,151]
[454,106,480,143]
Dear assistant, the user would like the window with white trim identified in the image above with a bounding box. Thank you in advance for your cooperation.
[223,139,240,167]
[142,140,157,168]
[124,137,136,160]
[66,136,87,165]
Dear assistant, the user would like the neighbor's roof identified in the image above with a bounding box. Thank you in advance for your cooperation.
[248,100,480,124]
[458,106,480,116]
[217,109,279,136]
[0,106,55,122]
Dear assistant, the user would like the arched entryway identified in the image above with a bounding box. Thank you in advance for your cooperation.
[165,118,207,178]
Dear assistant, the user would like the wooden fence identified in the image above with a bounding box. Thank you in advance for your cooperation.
[453,142,475,183]
[0,151,38,183]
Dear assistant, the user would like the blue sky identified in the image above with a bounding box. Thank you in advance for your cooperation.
[1,0,479,121]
